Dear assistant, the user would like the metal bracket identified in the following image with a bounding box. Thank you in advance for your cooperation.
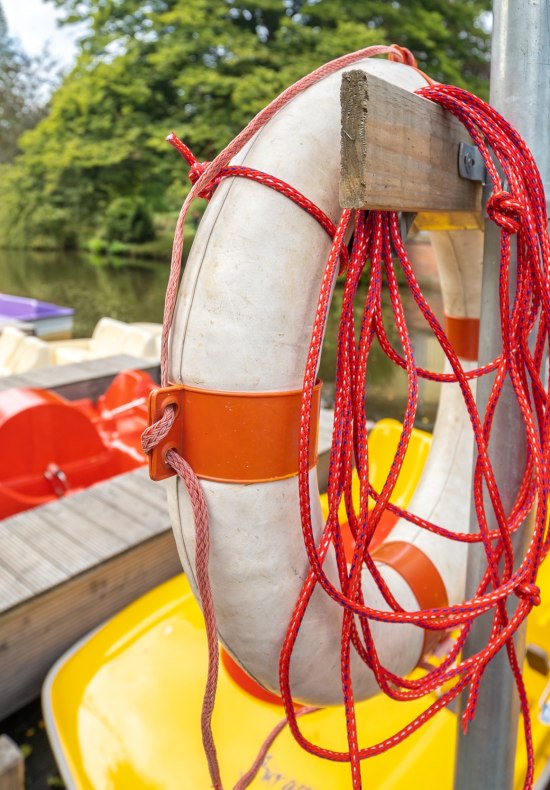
[458,142,487,185]
[398,211,417,241]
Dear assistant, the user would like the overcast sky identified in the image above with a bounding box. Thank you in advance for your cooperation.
[3,0,85,67]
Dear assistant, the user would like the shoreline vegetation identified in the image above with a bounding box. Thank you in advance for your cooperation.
[0,211,197,263]
[0,1,490,259]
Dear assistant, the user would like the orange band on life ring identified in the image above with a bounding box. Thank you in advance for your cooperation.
[444,315,480,361]
[148,381,322,483]
[372,540,448,654]
[221,649,284,705]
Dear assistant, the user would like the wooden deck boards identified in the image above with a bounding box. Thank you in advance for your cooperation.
[0,468,180,718]
[10,510,102,574]
[0,530,67,592]
[0,354,159,400]
[0,468,173,615]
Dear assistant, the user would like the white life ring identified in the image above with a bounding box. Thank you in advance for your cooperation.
[166,58,482,705]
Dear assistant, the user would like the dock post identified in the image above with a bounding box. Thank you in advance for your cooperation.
[0,736,24,790]
[453,1,550,788]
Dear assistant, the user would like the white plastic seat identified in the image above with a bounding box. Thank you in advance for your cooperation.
[53,317,160,364]
[0,326,26,368]
[10,336,53,373]
[131,322,162,336]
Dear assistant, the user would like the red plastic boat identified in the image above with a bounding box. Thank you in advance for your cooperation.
[0,369,155,518]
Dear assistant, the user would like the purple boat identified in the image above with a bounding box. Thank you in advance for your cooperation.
[0,294,74,340]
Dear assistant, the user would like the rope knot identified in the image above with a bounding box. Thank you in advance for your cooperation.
[141,403,176,455]
[514,582,541,607]
[166,131,217,200]
[188,160,218,200]
[487,190,523,234]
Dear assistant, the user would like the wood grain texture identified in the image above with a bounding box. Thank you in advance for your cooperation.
[0,532,180,719]
[0,468,171,614]
[0,465,179,716]
[340,70,482,215]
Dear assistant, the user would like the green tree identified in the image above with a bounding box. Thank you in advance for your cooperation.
[0,1,54,163]
[2,0,490,247]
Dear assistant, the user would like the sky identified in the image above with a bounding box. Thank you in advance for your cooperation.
[3,0,86,68]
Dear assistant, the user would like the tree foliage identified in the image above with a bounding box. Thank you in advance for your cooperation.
[0,1,54,164]
[2,0,490,247]
[103,196,156,243]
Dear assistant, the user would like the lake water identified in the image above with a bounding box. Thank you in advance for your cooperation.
[0,248,444,428]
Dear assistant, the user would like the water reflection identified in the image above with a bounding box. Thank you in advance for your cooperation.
[0,248,444,428]
[0,250,168,340]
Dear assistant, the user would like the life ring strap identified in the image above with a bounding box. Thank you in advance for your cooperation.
[147,382,322,483]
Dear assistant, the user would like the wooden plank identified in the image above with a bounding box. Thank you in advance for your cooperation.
[0,566,33,612]
[78,485,162,542]
[6,509,101,580]
[340,70,482,217]
[0,355,159,400]
[0,377,28,392]
[0,528,67,594]
[89,480,168,538]
[38,497,129,557]
[0,531,181,718]
[115,469,169,509]
[0,468,172,616]
[0,736,24,790]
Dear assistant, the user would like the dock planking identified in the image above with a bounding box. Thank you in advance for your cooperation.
[0,356,169,719]
[0,467,181,719]
[0,353,159,400]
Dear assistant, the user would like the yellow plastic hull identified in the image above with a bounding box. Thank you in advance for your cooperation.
[42,420,550,788]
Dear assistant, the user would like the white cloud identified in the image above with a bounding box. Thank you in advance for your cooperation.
[3,0,86,68]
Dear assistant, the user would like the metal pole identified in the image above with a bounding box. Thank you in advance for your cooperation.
[454,2,550,788]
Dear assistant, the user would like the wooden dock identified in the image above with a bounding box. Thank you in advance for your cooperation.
[0,356,172,719]
[0,353,159,399]
[0,467,180,718]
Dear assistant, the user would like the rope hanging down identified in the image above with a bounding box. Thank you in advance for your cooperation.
[143,46,550,790]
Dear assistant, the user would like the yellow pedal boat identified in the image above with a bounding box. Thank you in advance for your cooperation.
[42,420,550,788]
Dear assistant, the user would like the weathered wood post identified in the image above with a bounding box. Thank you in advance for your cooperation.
[0,736,24,790]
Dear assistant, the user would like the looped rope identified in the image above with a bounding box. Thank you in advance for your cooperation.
[166,130,351,272]
[388,43,436,87]
[388,44,417,67]
[166,132,218,199]
[141,403,175,454]
[487,190,524,234]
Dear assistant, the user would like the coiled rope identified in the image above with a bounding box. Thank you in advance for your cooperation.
[143,45,550,790]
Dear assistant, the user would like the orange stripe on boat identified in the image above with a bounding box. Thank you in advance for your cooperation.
[444,315,479,361]
[148,382,321,483]
[372,540,448,654]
